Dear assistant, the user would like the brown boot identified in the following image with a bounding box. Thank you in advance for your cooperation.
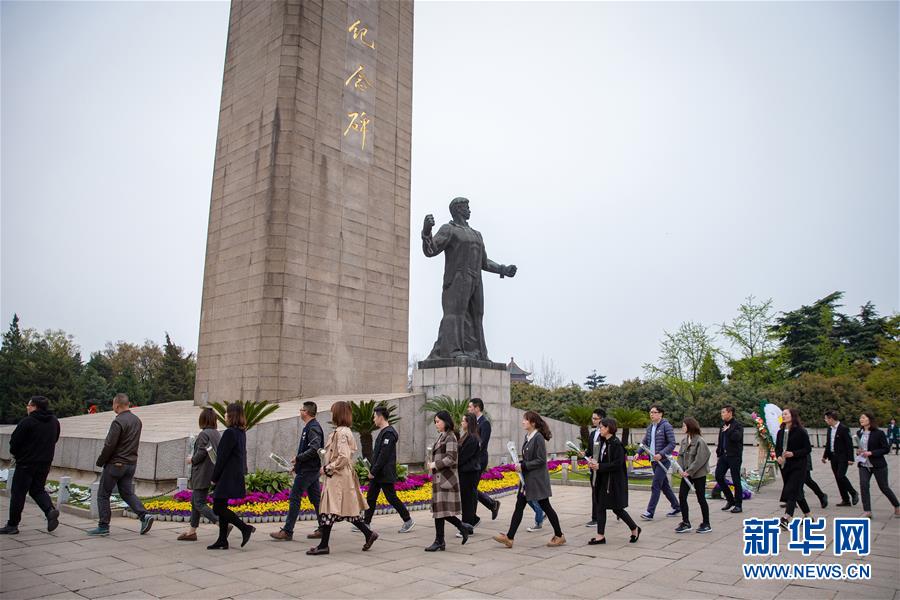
[177,532,197,541]
[493,533,513,548]
[306,529,322,539]
[547,535,566,547]
[269,529,293,541]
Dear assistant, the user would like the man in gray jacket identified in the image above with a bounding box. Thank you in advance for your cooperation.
[87,394,154,536]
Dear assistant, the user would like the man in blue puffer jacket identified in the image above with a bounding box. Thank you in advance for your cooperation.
[640,405,680,520]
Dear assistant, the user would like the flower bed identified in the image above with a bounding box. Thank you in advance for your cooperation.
[138,464,522,522]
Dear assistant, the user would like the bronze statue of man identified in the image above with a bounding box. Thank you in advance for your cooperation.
[422,197,517,361]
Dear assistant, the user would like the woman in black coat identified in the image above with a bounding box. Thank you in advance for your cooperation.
[589,417,640,544]
[208,403,255,550]
[855,412,900,518]
[775,407,812,529]
[458,413,482,528]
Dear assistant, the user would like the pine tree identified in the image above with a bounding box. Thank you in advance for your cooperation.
[154,333,194,404]
[584,370,607,390]
[697,351,723,384]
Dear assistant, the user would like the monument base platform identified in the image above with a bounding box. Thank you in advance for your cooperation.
[417,358,507,370]
[412,364,579,466]
[0,393,427,494]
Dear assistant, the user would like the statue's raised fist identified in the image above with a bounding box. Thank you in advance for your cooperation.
[423,214,435,232]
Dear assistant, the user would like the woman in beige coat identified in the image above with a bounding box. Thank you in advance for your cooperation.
[307,401,378,555]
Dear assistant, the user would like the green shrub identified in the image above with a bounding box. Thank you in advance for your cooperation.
[245,469,291,494]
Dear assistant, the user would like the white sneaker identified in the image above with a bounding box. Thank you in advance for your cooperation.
[526,522,543,532]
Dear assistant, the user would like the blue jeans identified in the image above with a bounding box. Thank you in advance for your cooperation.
[528,500,545,524]
[646,462,679,516]
[283,471,321,534]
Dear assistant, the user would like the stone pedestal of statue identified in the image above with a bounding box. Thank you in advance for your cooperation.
[412,360,511,466]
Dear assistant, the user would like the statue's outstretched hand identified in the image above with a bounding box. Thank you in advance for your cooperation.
[504,265,517,278]
[423,214,435,234]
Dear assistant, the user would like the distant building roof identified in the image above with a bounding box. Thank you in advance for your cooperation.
[508,357,533,383]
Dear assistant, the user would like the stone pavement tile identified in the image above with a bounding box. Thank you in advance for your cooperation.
[663,538,711,554]
[372,580,454,600]
[461,575,516,595]
[40,592,86,600]
[617,555,675,573]
[432,588,498,599]
[97,562,194,582]
[93,592,157,600]
[496,585,578,599]
[34,557,129,577]
[580,556,629,570]
[233,588,297,600]
[616,581,719,600]
[0,567,42,591]
[133,577,201,598]
[285,574,354,597]
[45,569,117,592]
[397,565,477,588]
[559,577,633,599]
[774,584,837,600]
[229,567,296,588]
[453,559,522,578]
[790,579,899,598]
[692,570,741,585]
[168,567,237,588]
[678,579,785,600]
[185,581,265,600]
[0,582,69,600]
[207,556,279,575]
[556,564,646,585]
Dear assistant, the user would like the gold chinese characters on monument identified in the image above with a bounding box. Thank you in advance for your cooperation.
[342,16,376,152]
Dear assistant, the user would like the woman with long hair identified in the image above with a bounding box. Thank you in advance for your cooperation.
[856,412,900,518]
[458,412,482,529]
[208,403,255,549]
[674,417,711,534]
[775,408,812,529]
[589,417,641,544]
[178,408,221,541]
[308,401,378,555]
[425,410,471,551]
[493,411,566,548]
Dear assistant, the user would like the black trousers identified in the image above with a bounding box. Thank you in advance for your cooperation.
[98,463,147,527]
[782,469,809,517]
[6,464,54,527]
[858,465,900,512]
[507,492,562,539]
[714,456,742,507]
[434,516,466,543]
[804,472,826,502]
[364,481,411,524]
[318,518,372,549]
[830,460,857,502]
[679,476,709,526]
[474,465,495,517]
[459,470,480,526]
[596,505,637,536]
[212,498,250,544]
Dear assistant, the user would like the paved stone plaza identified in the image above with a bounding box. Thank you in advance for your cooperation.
[1,454,898,600]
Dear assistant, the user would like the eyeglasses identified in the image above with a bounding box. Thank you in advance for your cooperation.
[649,410,660,414]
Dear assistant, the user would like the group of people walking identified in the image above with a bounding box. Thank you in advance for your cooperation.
[3,394,899,555]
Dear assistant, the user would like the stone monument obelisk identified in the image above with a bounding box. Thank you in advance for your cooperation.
[194,0,413,405]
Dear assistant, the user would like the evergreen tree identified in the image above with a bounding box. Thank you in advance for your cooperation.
[0,315,30,423]
[154,333,194,404]
[697,351,724,384]
[584,370,607,390]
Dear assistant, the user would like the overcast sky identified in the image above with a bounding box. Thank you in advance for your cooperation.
[2,1,897,386]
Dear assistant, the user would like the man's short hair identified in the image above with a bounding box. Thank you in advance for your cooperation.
[824,410,839,421]
[374,405,389,420]
[721,405,735,415]
[29,396,49,411]
[593,408,606,418]
[649,405,664,415]
[469,398,484,412]
[113,393,130,407]
[449,196,469,215]
[302,401,317,417]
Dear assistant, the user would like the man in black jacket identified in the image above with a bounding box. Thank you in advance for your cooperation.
[0,397,61,535]
[271,401,324,541]
[89,394,153,536]
[715,405,744,513]
[468,398,500,525]
[585,408,605,527]
[822,410,859,506]
[362,406,415,533]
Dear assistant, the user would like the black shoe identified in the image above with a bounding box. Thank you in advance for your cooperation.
[721,502,734,511]
[241,526,256,547]
[362,531,378,551]
[207,541,228,550]
[585,520,597,527]
[587,537,606,545]
[730,506,743,514]
[820,494,828,509]
[459,526,470,545]
[306,546,330,555]
[674,522,693,533]
[0,525,19,535]
[851,493,859,506]
[491,501,501,521]
[46,508,60,532]
[696,523,712,534]
[779,517,789,531]
[472,516,482,528]
[836,501,852,507]
[424,541,446,552]
[629,526,642,543]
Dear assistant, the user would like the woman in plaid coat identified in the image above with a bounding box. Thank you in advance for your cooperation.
[425,410,473,551]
